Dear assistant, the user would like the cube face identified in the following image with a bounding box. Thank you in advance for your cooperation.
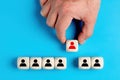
[92,57,104,69]
[30,57,42,70]
[66,40,78,52]
[78,57,91,69]
[55,57,67,70]
[42,57,54,70]
[17,57,29,70]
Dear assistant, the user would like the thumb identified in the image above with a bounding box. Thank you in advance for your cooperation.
[78,19,95,44]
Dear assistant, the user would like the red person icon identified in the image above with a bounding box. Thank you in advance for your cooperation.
[69,42,76,49]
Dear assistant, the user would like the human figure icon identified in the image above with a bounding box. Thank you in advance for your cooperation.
[20,59,26,67]
[32,59,39,67]
[45,59,52,67]
[82,59,88,67]
[69,42,76,49]
[94,59,100,67]
[57,59,64,67]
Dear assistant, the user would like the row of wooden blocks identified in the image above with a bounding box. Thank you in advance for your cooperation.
[79,57,104,69]
[17,57,66,70]
[17,57,104,70]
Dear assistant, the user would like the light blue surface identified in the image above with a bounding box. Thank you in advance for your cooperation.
[0,0,120,80]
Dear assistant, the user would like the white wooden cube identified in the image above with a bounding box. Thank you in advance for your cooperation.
[92,57,104,69]
[17,57,29,70]
[66,40,78,52]
[30,57,42,70]
[42,57,54,70]
[78,57,91,69]
[55,57,67,70]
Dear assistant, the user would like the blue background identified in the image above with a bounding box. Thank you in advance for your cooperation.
[0,0,120,80]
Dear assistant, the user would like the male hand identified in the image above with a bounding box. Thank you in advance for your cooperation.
[40,0,100,44]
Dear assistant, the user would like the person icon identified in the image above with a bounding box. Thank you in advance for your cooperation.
[69,42,76,49]
[32,59,39,67]
[45,59,52,67]
[94,59,100,67]
[82,59,88,67]
[20,59,26,67]
[57,59,64,67]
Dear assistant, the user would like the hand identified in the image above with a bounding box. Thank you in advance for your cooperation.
[40,0,100,44]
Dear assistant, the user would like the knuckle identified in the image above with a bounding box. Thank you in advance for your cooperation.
[61,2,71,13]
[55,0,61,3]
[63,2,69,8]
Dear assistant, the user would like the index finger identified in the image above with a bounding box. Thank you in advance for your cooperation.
[55,15,73,43]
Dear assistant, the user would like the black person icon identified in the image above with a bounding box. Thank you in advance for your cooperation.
[82,59,88,67]
[57,59,64,67]
[94,59,101,67]
[20,59,26,67]
[32,59,39,67]
[45,59,52,67]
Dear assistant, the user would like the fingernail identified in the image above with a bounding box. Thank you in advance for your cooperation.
[79,40,85,45]
[40,2,43,6]
[61,40,66,44]
[40,11,44,16]
[61,38,66,44]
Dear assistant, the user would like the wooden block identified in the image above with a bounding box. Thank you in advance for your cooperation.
[17,57,29,70]
[78,57,91,69]
[55,57,67,70]
[92,57,104,69]
[30,57,42,70]
[42,57,54,70]
[66,40,78,52]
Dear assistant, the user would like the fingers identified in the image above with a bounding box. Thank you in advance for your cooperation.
[46,10,58,28]
[40,0,48,6]
[55,15,73,43]
[78,19,95,44]
[40,1,50,17]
